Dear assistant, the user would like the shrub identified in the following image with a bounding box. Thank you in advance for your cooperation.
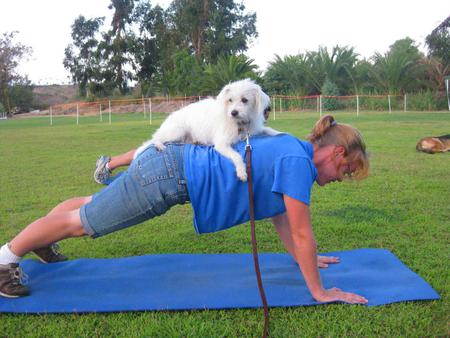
[321,78,340,111]
[407,91,447,111]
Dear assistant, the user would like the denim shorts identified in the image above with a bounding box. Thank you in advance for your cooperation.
[80,144,190,238]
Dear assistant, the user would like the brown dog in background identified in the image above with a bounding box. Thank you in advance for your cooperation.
[416,134,450,154]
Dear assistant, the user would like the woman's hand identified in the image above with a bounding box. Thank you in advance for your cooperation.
[313,287,368,304]
[317,255,340,268]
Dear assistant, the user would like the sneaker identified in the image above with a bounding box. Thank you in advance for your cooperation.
[0,263,29,298]
[94,155,111,184]
[33,243,68,263]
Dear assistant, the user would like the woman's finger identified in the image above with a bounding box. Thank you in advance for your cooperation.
[318,255,340,264]
[342,292,368,304]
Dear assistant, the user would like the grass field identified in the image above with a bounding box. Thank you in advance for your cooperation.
[0,111,448,337]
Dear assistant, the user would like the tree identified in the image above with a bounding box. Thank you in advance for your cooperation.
[307,46,359,95]
[202,0,257,63]
[202,54,258,94]
[354,59,377,93]
[63,16,105,97]
[166,0,257,63]
[0,31,33,113]
[425,15,450,68]
[131,2,161,95]
[166,49,205,95]
[371,38,425,93]
[262,54,311,95]
[102,0,138,94]
[133,3,175,95]
[420,56,449,92]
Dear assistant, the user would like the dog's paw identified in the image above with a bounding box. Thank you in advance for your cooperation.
[154,141,166,151]
[236,167,248,182]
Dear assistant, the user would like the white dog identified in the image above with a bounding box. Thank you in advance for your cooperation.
[135,79,281,181]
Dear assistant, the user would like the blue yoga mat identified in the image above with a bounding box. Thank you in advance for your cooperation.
[0,249,439,313]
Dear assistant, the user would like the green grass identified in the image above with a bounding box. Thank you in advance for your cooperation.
[0,111,448,337]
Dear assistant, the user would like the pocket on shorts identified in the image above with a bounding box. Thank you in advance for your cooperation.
[133,149,174,186]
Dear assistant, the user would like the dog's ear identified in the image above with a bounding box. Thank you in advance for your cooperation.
[256,88,270,117]
[217,84,231,103]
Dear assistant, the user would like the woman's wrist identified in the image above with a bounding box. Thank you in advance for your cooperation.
[310,287,326,300]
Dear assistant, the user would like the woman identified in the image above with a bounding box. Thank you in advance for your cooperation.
[0,115,369,304]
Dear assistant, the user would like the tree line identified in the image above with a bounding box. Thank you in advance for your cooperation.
[0,0,448,114]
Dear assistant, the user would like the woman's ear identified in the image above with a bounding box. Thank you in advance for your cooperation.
[334,146,346,158]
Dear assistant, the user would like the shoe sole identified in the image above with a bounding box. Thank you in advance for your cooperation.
[35,255,67,264]
[36,256,49,264]
[94,168,107,184]
[0,290,25,298]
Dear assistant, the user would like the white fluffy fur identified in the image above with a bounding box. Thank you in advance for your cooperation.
[134,78,280,181]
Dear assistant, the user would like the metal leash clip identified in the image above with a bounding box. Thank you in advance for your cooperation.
[245,131,252,150]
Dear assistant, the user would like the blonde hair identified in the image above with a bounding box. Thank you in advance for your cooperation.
[307,115,369,180]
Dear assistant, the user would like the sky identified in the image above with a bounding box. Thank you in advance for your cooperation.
[0,0,448,85]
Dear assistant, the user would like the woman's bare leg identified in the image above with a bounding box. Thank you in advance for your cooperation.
[48,196,92,215]
[8,196,92,257]
[108,149,136,171]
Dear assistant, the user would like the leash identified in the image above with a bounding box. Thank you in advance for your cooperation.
[245,134,270,338]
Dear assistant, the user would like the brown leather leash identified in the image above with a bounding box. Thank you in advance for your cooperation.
[245,135,270,338]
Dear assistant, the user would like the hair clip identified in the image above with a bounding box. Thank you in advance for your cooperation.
[331,120,337,126]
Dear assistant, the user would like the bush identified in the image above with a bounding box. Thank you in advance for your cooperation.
[321,78,340,111]
[407,91,447,111]
[0,102,5,113]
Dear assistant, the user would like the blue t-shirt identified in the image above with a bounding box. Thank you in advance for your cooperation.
[184,134,317,234]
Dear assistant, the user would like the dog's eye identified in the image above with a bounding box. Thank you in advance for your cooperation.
[241,98,248,103]
[228,98,233,102]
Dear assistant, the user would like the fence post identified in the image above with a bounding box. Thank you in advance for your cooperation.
[109,100,111,125]
[50,106,53,126]
[272,96,276,121]
[143,97,146,119]
[279,97,282,114]
[388,95,392,113]
[149,98,152,125]
[404,94,407,112]
[446,78,450,111]
[319,95,323,117]
[100,104,102,122]
[356,95,360,117]
[76,104,79,125]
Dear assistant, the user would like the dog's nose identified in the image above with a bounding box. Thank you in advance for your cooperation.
[231,110,239,117]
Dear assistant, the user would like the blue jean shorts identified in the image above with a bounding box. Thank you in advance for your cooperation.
[80,144,190,238]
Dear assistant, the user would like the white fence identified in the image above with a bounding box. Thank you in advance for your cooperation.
[270,94,408,120]
[26,92,446,126]
[48,95,207,126]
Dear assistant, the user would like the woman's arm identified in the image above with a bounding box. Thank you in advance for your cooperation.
[272,213,339,268]
[272,195,368,304]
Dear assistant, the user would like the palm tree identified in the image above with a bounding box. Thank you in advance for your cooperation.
[371,38,424,94]
[307,46,359,94]
[263,54,311,95]
[202,55,259,94]
[420,56,449,92]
